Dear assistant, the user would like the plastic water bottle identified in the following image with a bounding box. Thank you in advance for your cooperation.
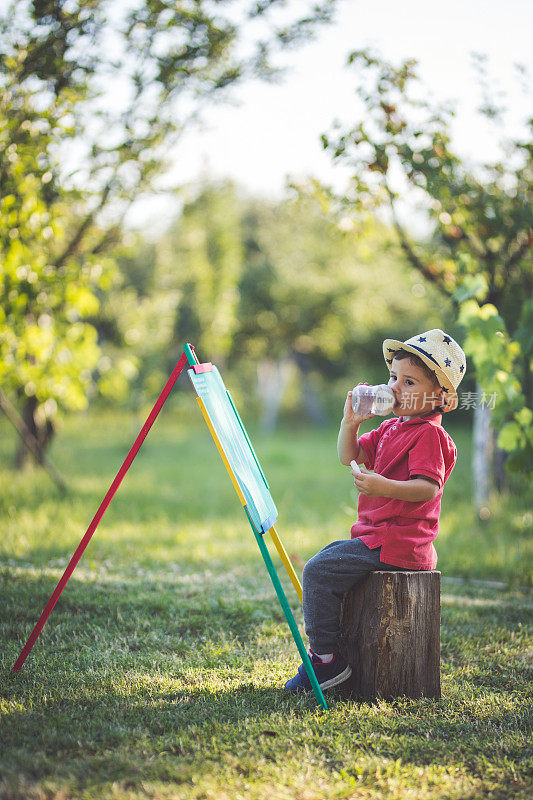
[351,384,395,416]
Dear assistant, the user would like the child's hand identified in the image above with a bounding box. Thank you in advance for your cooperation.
[351,465,390,498]
[343,385,374,426]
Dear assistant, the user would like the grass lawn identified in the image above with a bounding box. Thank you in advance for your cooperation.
[0,407,531,799]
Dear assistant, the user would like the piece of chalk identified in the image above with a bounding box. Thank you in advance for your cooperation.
[350,460,361,474]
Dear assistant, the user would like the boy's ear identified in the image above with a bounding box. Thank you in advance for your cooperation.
[441,389,458,413]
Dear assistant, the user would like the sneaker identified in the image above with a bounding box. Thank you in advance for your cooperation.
[284,652,352,693]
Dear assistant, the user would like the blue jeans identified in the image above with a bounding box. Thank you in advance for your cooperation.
[302,537,404,654]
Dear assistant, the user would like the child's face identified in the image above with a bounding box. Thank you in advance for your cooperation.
[388,357,443,418]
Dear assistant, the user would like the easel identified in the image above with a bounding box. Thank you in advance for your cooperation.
[12,344,328,711]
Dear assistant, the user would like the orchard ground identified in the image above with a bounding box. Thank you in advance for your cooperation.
[0,408,531,799]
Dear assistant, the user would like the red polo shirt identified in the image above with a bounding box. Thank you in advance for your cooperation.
[351,412,457,570]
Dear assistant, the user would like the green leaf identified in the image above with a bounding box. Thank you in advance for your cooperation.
[515,298,533,355]
[515,406,533,429]
[452,274,489,303]
[498,421,522,452]
[505,445,533,475]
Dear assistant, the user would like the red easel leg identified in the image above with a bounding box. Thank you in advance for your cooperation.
[12,352,189,673]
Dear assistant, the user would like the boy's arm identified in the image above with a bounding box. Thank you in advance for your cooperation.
[352,470,439,502]
[337,390,372,466]
[338,420,367,465]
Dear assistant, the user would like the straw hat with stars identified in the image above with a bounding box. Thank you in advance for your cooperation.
[382,329,467,412]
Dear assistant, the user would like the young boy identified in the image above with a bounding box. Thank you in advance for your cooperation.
[285,328,466,693]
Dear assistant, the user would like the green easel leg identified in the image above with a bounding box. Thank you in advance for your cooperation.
[252,528,328,711]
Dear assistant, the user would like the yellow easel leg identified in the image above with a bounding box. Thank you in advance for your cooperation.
[196,397,246,505]
[268,526,303,604]
[196,392,303,605]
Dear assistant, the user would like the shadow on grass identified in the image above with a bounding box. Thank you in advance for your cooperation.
[1,474,250,527]
[0,675,529,793]
[1,574,530,797]
[1,569,292,676]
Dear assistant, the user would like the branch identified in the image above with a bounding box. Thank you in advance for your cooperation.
[91,224,122,255]
[54,181,113,269]
[502,227,533,274]
[463,229,489,260]
[386,189,451,296]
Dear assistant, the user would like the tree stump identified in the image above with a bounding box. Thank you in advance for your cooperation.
[339,570,441,699]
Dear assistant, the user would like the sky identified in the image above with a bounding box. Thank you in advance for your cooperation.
[130,0,533,228]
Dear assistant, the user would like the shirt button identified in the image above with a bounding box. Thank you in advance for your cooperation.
[392,426,397,430]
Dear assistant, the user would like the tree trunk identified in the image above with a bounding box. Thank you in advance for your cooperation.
[257,357,293,432]
[492,428,509,493]
[472,384,493,511]
[339,570,441,699]
[15,396,56,469]
[1,391,66,492]
[292,350,328,426]
[299,369,328,426]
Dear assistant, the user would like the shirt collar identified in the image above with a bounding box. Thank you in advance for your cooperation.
[397,411,443,427]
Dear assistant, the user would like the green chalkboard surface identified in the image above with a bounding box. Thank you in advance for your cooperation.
[188,365,278,534]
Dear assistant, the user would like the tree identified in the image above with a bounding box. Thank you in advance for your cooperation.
[231,184,451,427]
[115,180,448,429]
[321,50,533,488]
[236,187,454,422]
[0,0,338,466]
[163,181,244,369]
[0,26,110,464]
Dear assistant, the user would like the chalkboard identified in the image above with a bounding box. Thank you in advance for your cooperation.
[188,365,278,535]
